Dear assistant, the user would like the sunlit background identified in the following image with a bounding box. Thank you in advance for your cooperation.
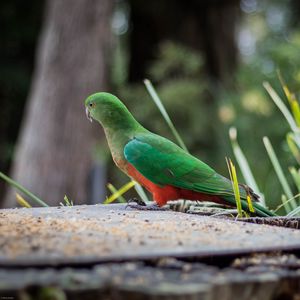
[0,0,299,211]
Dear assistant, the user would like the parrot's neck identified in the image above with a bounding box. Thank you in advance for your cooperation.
[103,123,146,172]
[95,105,147,172]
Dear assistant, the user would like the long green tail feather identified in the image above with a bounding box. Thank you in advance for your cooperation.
[251,201,277,217]
[223,195,276,217]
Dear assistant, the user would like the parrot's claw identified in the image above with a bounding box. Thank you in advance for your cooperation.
[126,198,169,211]
[127,197,147,206]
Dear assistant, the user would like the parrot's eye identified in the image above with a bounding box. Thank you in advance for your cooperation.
[89,103,94,108]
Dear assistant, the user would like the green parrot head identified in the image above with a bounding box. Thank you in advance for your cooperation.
[84,92,139,130]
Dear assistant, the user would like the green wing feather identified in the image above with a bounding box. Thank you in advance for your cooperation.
[124,134,242,198]
[124,133,275,217]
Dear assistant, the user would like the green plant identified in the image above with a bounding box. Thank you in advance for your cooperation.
[0,171,48,207]
[60,195,74,207]
[229,127,265,206]
[263,136,295,212]
[263,79,300,215]
[104,181,136,204]
[16,193,31,208]
[226,157,243,217]
[230,77,300,216]
[144,79,188,152]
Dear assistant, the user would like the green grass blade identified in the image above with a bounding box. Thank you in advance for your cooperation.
[59,195,74,207]
[107,183,127,203]
[144,79,189,152]
[225,157,243,217]
[278,71,300,127]
[134,182,150,203]
[290,100,300,127]
[289,167,300,192]
[16,193,32,208]
[0,171,48,207]
[229,127,265,206]
[262,137,295,211]
[246,194,255,213]
[263,82,300,145]
[273,192,300,213]
[286,133,300,165]
[104,181,136,204]
[287,205,300,217]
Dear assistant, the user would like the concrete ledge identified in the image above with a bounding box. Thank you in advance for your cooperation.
[1,204,300,267]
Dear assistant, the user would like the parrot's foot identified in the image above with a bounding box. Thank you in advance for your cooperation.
[126,198,169,211]
[127,197,147,206]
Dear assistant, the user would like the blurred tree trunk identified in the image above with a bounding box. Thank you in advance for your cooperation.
[3,0,113,207]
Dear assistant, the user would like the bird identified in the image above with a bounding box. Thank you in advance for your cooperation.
[85,92,275,217]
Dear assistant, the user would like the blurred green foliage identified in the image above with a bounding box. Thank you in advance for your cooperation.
[109,0,300,209]
[219,2,300,207]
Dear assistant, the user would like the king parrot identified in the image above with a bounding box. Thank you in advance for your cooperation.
[85,92,275,217]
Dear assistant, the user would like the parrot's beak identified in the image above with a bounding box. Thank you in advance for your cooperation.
[85,107,93,123]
